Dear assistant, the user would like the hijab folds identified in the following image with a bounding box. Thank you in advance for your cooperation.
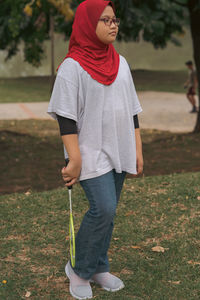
[62,0,119,85]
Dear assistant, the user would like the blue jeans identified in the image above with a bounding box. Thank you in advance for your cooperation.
[72,169,126,280]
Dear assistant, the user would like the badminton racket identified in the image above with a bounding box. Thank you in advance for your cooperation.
[65,158,76,268]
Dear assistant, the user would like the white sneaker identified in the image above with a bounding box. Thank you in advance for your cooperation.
[65,262,93,299]
[91,272,125,292]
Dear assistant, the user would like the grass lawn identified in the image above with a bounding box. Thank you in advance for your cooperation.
[0,172,200,299]
[0,77,52,103]
[132,70,187,93]
[0,70,188,103]
[0,120,200,195]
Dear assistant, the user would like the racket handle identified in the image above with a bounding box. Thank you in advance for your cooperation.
[65,158,72,190]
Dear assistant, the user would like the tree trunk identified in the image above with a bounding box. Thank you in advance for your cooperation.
[50,13,55,91]
[193,35,200,132]
[188,0,200,132]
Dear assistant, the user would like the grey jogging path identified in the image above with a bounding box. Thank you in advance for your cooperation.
[0,91,197,133]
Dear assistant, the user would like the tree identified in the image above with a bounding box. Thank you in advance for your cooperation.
[0,0,200,131]
[23,0,74,84]
[0,0,74,86]
[0,0,187,66]
[187,0,200,131]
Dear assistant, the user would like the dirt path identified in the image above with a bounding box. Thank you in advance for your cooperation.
[0,91,197,132]
[138,91,197,132]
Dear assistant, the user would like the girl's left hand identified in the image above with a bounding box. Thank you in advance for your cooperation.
[136,153,144,175]
[127,128,143,178]
[126,153,144,178]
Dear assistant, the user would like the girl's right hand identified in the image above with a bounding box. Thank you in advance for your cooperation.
[61,159,81,187]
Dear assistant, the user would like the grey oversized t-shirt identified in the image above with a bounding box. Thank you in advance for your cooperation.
[48,56,142,180]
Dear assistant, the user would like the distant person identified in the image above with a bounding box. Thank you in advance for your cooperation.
[184,60,198,113]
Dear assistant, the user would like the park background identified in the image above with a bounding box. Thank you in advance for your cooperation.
[0,28,193,77]
[0,0,200,299]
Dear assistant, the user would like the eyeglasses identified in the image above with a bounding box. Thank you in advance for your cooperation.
[98,17,120,27]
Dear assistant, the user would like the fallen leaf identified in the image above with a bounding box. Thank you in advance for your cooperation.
[151,202,159,207]
[162,182,169,185]
[120,247,128,252]
[172,203,188,210]
[168,281,181,285]
[152,246,168,253]
[121,268,133,275]
[131,246,141,249]
[114,238,119,241]
[46,274,54,282]
[25,291,31,298]
[188,260,200,265]
[125,211,135,216]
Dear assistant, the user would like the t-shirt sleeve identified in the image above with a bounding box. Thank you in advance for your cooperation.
[47,75,79,122]
[121,56,142,116]
[129,70,142,116]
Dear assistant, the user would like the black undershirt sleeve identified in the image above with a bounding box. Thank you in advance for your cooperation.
[56,114,78,136]
[56,114,139,136]
[133,114,139,129]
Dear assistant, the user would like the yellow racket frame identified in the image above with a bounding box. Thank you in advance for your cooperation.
[69,211,76,267]
[68,189,76,268]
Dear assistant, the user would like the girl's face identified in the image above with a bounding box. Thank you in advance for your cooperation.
[96,5,119,44]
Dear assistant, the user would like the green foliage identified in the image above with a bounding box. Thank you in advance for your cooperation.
[0,0,66,66]
[115,0,187,47]
[0,0,47,65]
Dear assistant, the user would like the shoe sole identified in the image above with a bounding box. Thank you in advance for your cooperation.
[65,264,93,300]
[102,283,125,292]
[90,279,125,292]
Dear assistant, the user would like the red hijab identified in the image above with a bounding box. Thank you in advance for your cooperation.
[62,0,119,85]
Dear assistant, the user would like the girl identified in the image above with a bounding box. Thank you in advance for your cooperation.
[48,0,143,299]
